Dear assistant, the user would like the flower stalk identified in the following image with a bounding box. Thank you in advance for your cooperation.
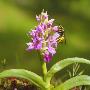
[42,62,51,90]
[42,62,47,77]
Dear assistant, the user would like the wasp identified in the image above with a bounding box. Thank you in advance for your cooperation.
[57,25,66,44]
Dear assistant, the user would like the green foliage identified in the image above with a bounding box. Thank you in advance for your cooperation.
[45,57,90,83]
[67,63,84,79]
[0,69,46,89]
[54,75,90,90]
[0,57,90,90]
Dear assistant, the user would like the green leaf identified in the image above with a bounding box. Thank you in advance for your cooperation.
[0,69,46,88]
[45,57,90,83]
[54,75,90,90]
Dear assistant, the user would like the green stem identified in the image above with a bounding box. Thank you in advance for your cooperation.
[42,62,51,90]
[37,51,47,78]
[37,51,51,90]
[42,62,47,77]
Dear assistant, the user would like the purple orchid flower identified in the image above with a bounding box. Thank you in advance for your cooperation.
[27,10,62,62]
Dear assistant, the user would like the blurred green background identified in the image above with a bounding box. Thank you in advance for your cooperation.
[0,0,90,82]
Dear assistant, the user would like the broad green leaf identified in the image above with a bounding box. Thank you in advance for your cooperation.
[0,69,46,88]
[46,57,90,82]
[54,75,90,90]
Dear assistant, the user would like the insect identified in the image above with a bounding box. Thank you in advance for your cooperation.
[57,25,66,44]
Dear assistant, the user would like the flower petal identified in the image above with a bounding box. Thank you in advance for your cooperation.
[26,42,34,50]
[44,53,52,62]
[53,26,58,31]
[48,46,56,55]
